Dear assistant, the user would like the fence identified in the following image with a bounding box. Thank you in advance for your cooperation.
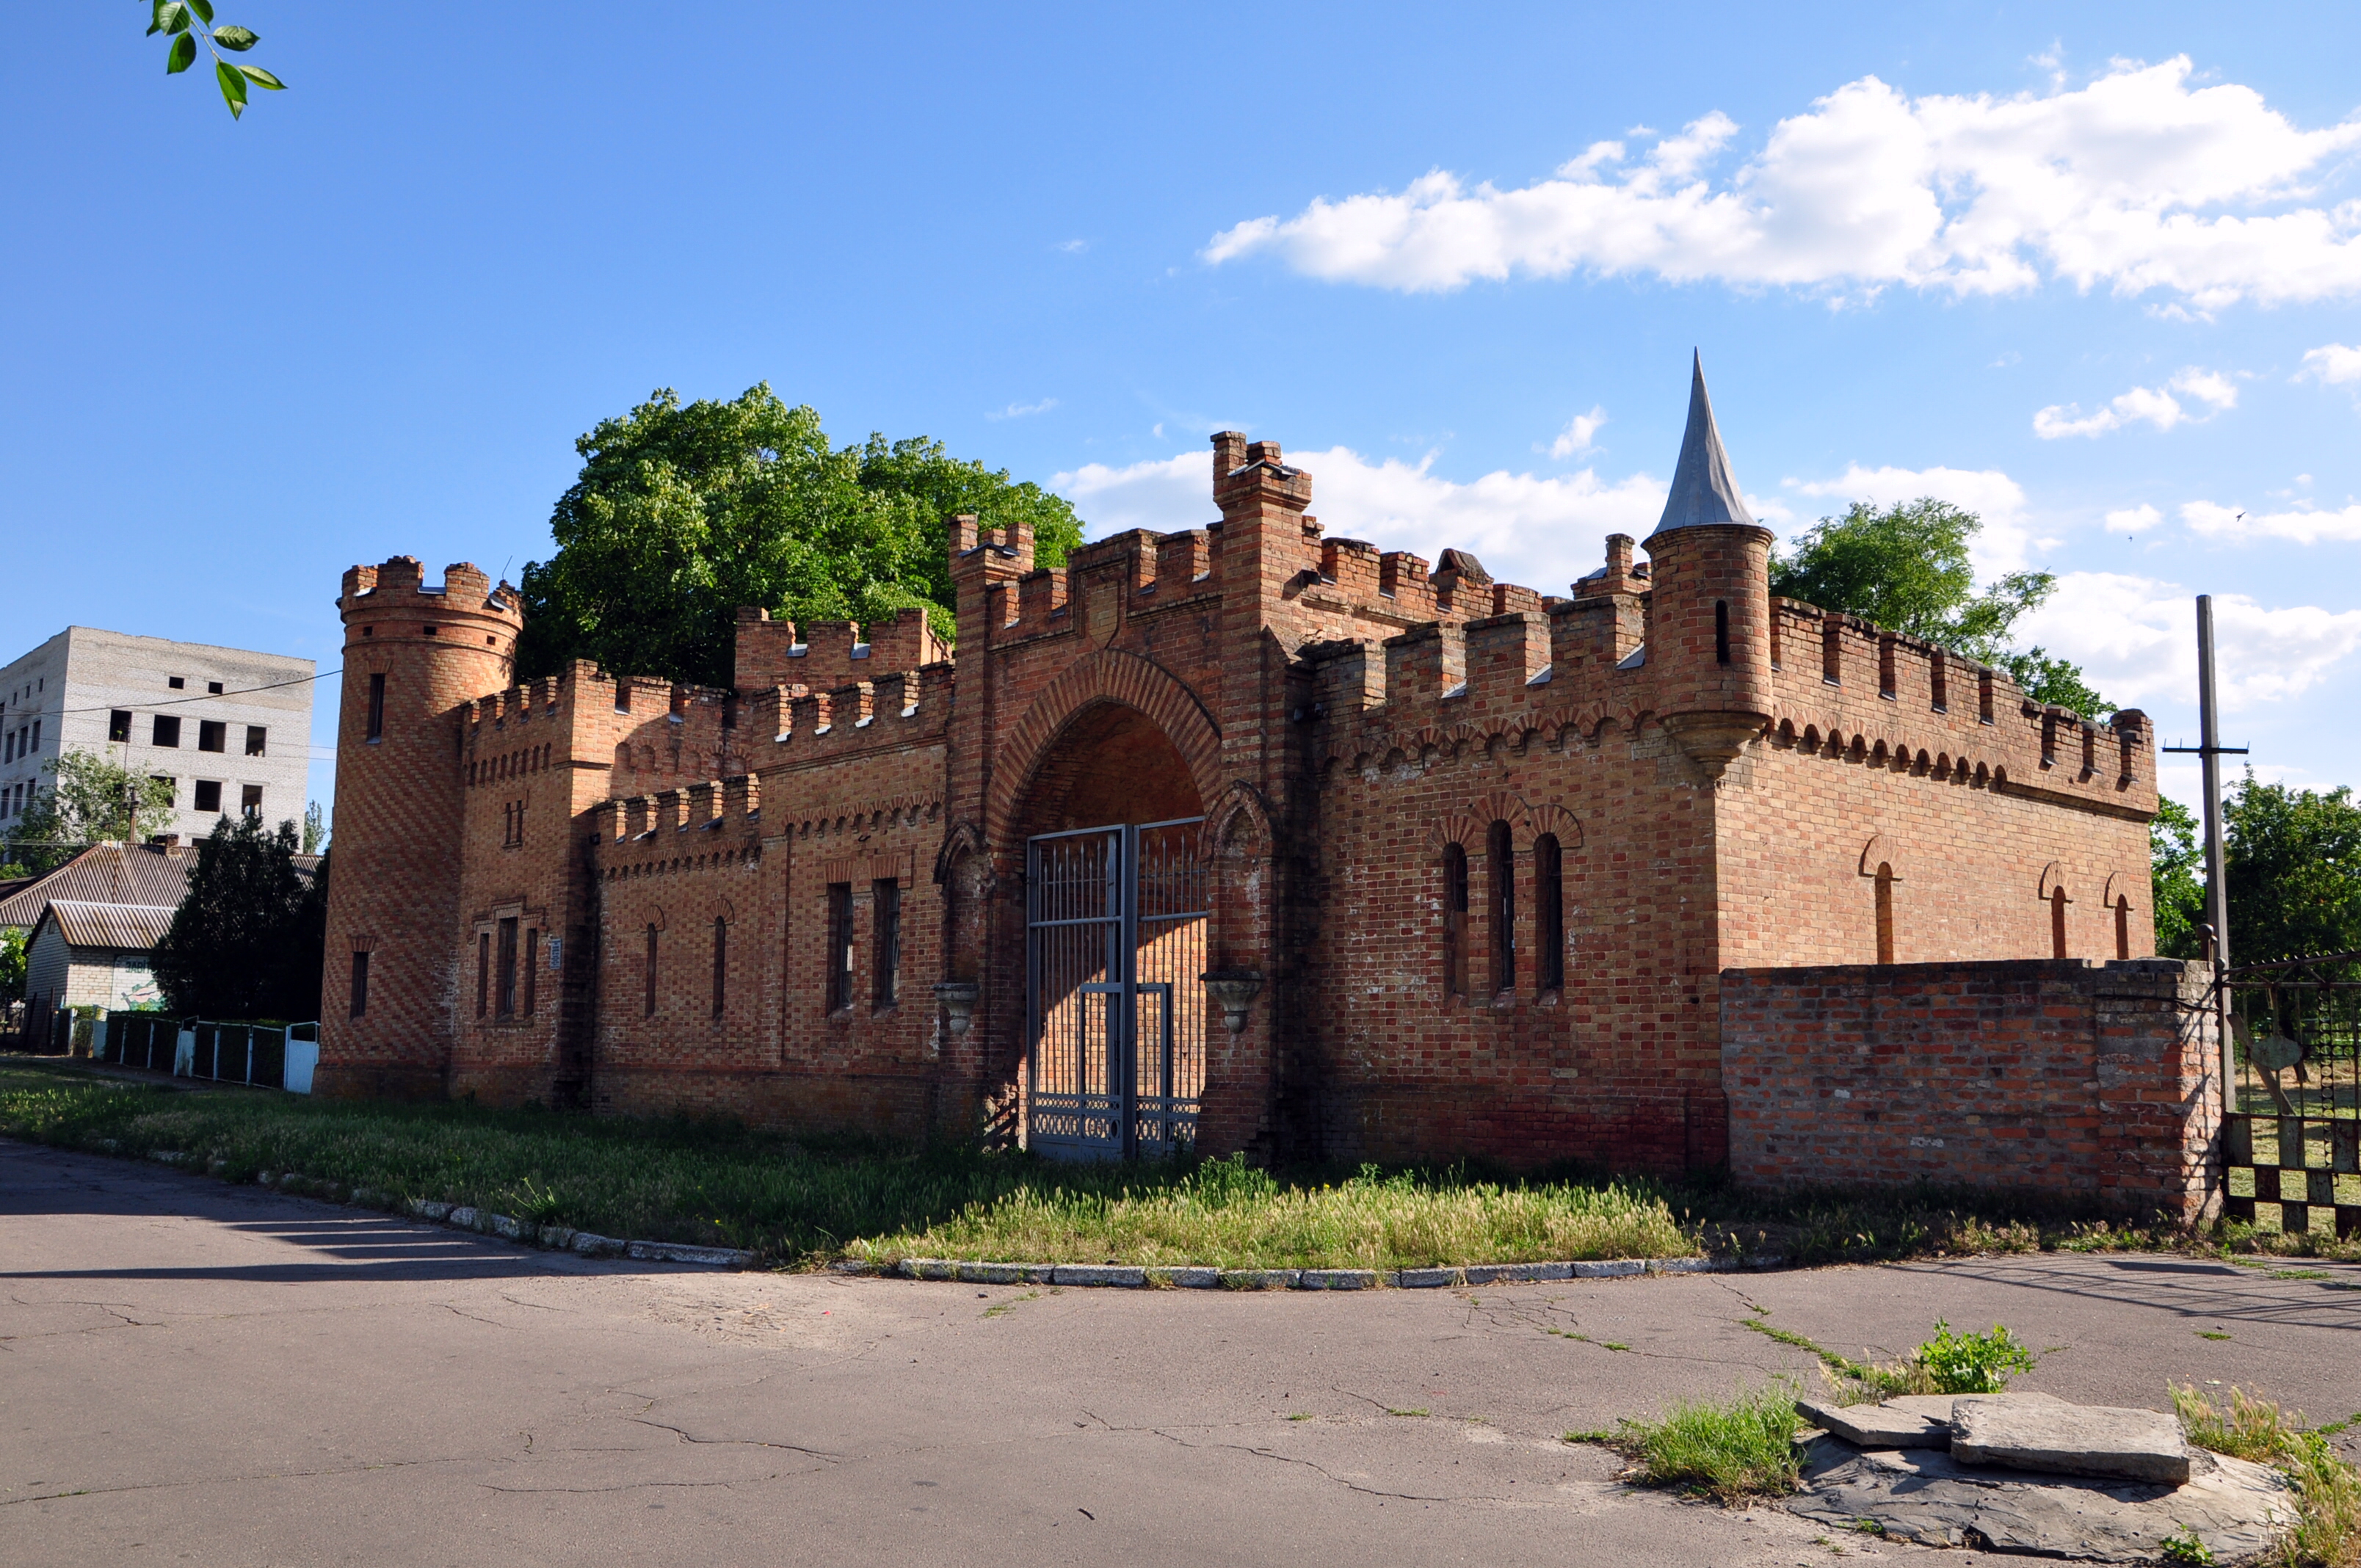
[2222,948,2361,1238]
[87,1015,322,1094]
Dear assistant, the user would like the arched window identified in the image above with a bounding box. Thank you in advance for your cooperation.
[1487,821,1515,995]
[1441,843,1468,998]
[2050,886,2070,959]
[711,916,728,1018]
[1874,863,1895,965]
[644,923,659,1016]
[1534,834,1564,994]
[2115,895,2130,961]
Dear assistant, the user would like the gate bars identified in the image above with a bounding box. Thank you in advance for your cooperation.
[1025,817,1209,1161]
[2218,948,2361,1238]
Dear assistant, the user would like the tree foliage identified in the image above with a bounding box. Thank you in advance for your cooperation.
[142,0,285,119]
[2152,796,2206,959]
[0,927,25,1006]
[2222,774,2361,965]
[4,748,179,875]
[1769,498,2109,716]
[515,385,1084,689]
[151,816,326,1020]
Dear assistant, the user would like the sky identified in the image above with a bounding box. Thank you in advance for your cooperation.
[10,3,2361,828]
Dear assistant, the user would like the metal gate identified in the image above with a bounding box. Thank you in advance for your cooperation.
[1026,817,1208,1161]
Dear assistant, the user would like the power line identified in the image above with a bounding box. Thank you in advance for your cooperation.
[9,667,343,719]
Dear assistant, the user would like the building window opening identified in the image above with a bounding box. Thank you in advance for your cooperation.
[199,720,226,752]
[827,883,856,1013]
[245,725,266,756]
[1534,833,1564,995]
[1441,843,1468,998]
[477,931,491,1017]
[2115,896,2130,962]
[1874,863,1896,965]
[2050,886,2070,959]
[496,918,519,1017]
[194,780,222,815]
[1487,821,1515,995]
[711,916,728,1019]
[207,680,224,694]
[109,710,131,743]
[1821,620,1843,685]
[349,951,369,1018]
[873,879,901,1010]
[153,715,181,748]
[643,924,659,1016]
[367,674,386,741]
[168,676,185,690]
[524,929,539,1015]
[240,784,261,819]
[1714,600,1730,665]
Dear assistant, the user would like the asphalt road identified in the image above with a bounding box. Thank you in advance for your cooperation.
[6,1138,2360,1567]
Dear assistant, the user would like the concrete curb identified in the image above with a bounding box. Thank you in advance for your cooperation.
[839,1253,1782,1288]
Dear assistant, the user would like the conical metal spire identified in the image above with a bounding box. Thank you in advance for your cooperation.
[1652,351,1756,534]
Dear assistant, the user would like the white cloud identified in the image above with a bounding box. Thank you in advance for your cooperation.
[2181,500,2361,544]
[986,398,1059,421]
[2297,342,2361,384]
[1054,448,1672,594]
[1204,58,2361,310]
[1791,463,2036,574]
[2017,572,2361,711]
[1057,239,1088,253]
[2032,366,2238,438]
[2106,504,2165,534]
[1548,406,1607,458]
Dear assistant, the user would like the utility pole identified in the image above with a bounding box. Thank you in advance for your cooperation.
[2163,595,2247,1107]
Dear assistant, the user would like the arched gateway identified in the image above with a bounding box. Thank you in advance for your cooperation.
[1009,700,1211,1160]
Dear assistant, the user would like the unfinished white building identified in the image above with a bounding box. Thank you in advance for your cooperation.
[0,628,316,848]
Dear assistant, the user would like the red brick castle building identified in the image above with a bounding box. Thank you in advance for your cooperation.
[318,360,2182,1186]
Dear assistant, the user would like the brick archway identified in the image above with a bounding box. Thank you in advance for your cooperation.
[986,649,1225,851]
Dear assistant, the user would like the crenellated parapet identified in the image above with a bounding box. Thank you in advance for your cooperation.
[590,772,764,871]
[734,606,949,692]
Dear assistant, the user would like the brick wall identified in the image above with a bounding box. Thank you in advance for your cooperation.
[1721,958,2222,1219]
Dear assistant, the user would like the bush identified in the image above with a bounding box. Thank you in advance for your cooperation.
[1914,1320,2039,1394]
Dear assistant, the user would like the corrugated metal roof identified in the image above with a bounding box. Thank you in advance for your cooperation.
[0,842,192,930]
[40,900,178,951]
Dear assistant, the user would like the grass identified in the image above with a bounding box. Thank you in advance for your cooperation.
[2173,1384,2361,1568]
[1579,1382,1803,1503]
[0,1060,1687,1271]
[1741,1316,2038,1404]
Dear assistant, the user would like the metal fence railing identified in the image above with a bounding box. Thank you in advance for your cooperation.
[2220,948,2361,1239]
[84,1015,322,1093]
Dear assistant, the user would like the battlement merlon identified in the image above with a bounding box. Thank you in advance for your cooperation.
[734,606,946,694]
[339,556,523,624]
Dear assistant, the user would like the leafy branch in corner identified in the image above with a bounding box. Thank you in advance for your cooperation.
[145,0,284,120]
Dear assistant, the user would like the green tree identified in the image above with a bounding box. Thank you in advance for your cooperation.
[515,385,1084,688]
[150,816,323,1020]
[1769,498,2109,716]
[302,799,327,855]
[2223,774,2361,965]
[142,0,285,118]
[2151,796,2206,959]
[0,926,25,1007]
[5,748,179,874]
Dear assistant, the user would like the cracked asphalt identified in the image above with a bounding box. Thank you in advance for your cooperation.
[7,1139,2361,1566]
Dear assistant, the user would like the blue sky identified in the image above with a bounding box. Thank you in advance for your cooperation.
[11,4,2361,827]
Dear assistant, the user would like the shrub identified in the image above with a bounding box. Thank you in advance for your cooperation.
[1913,1320,2039,1394]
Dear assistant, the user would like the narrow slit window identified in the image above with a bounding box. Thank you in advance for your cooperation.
[1978,669,1995,725]
[711,916,728,1019]
[1874,863,1896,965]
[1929,650,1948,713]
[2050,887,2070,959]
[1821,620,1842,685]
[2114,896,2130,961]
[348,951,369,1018]
[523,929,539,1015]
[367,673,387,741]
[476,931,491,1017]
[1714,600,1730,665]
[827,883,855,1013]
[496,918,518,1017]
[872,879,901,1010]
[1878,636,1896,700]
[1534,833,1564,994]
[1487,821,1515,995]
[1441,843,1468,998]
[643,924,659,1016]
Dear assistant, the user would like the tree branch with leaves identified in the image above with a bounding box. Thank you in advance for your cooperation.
[145,0,283,120]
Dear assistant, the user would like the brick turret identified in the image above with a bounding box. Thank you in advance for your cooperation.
[318,557,525,1097]
[1643,355,1775,777]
